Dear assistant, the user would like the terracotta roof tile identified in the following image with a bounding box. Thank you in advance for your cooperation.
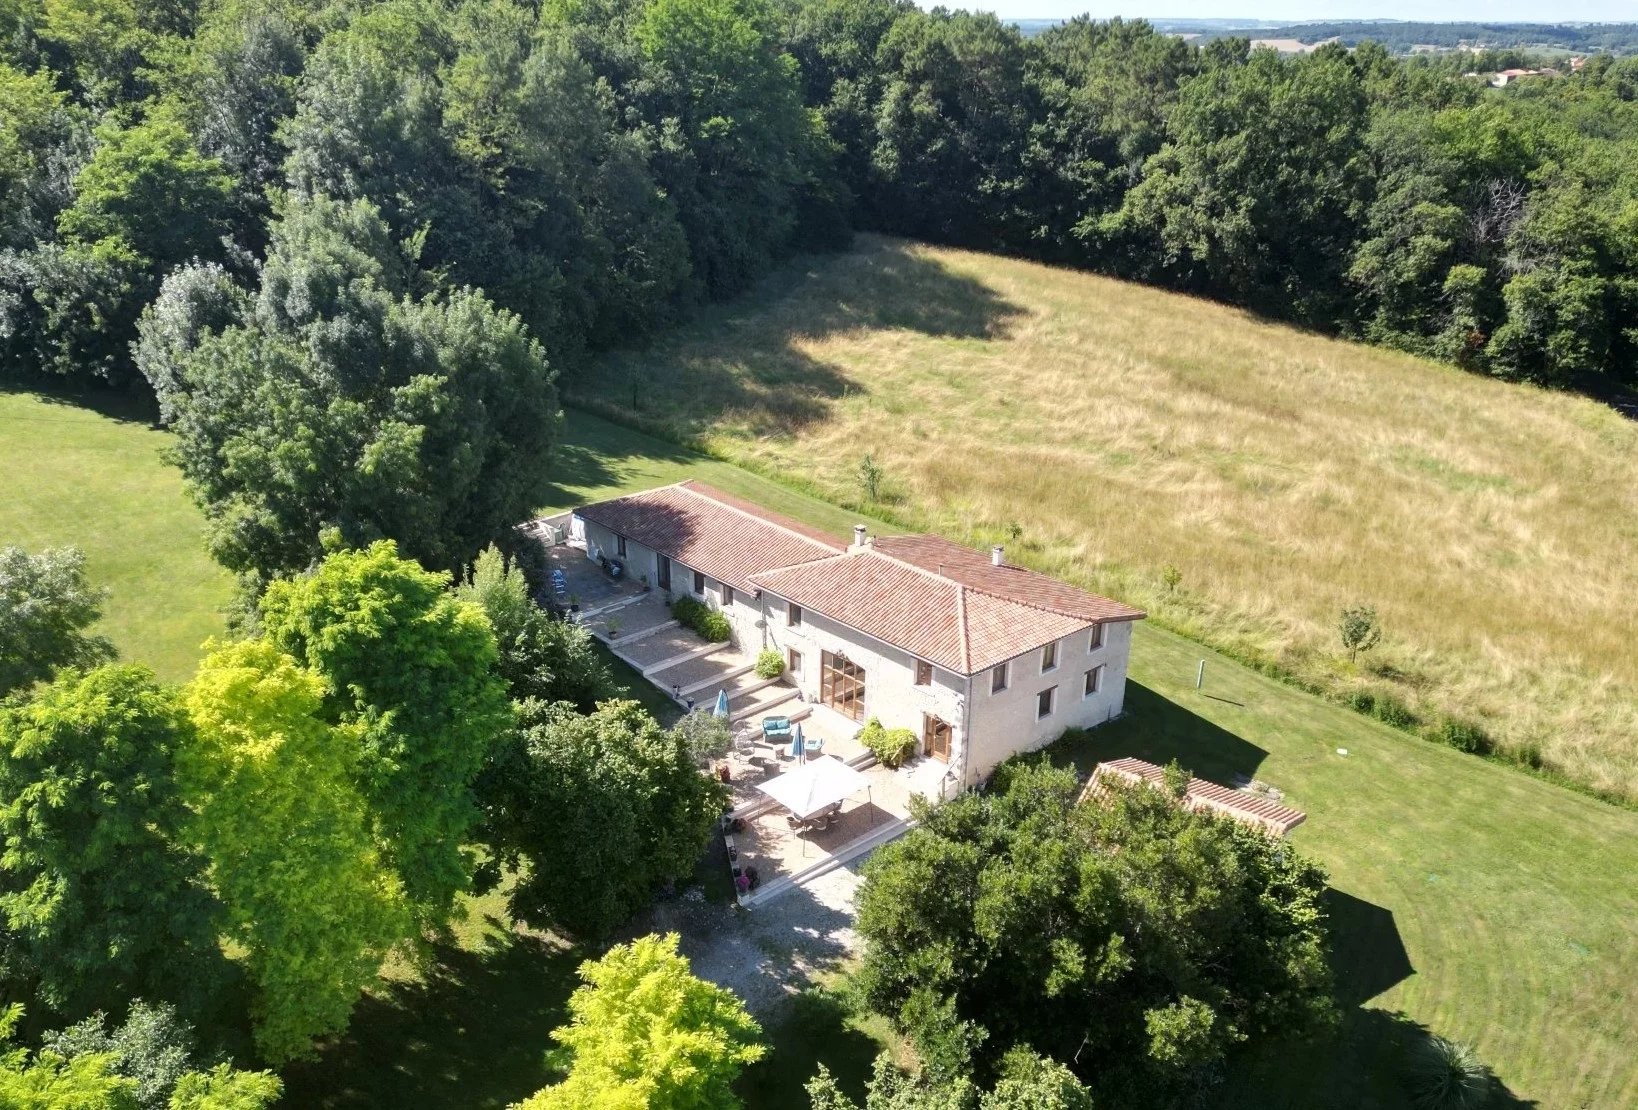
[574,481,843,592]
[753,537,1140,675]
[576,483,1144,676]
[1082,757,1307,836]
[871,535,1145,625]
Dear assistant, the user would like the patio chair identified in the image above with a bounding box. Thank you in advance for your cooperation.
[803,734,824,759]
[786,800,843,833]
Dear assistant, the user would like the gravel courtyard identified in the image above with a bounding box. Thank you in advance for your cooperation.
[624,855,872,1020]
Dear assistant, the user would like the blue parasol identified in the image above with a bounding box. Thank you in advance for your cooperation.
[713,687,730,718]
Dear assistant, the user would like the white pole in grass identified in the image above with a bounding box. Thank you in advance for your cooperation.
[1196,660,1205,690]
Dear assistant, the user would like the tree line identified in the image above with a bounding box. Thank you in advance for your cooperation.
[3,0,1636,456]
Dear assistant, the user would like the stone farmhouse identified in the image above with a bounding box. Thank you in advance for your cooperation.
[573,480,1144,793]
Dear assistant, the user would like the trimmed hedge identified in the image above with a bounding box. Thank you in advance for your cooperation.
[755,648,785,679]
[671,594,731,642]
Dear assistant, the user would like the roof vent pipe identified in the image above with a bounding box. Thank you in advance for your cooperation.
[853,524,869,549]
[991,544,1005,566]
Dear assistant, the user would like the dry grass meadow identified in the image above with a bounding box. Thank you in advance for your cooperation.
[581,235,1638,801]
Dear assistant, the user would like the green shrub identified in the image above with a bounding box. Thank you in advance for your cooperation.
[1427,716,1493,756]
[859,717,917,768]
[671,595,731,643]
[755,648,784,679]
[1406,1035,1493,1110]
[1372,693,1418,730]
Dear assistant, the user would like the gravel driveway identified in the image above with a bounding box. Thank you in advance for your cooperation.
[624,856,873,1020]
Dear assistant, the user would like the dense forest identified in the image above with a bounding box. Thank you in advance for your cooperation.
[2,0,1637,429]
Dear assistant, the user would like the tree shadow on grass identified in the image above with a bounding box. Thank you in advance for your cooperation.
[1045,681,1272,788]
[276,929,584,1110]
[532,411,701,513]
[580,235,1027,438]
[1,377,160,426]
[1054,687,1536,1108]
[1228,1005,1539,1110]
[736,988,882,1107]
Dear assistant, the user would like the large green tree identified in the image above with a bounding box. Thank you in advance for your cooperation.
[0,546,113,697]
[158,194,561,582]
[455,545,615,711]
[181,639,409,1063]
[0,1004,138,1110]
[854,760,1333,1100]
[482,700,725,940]
[42,1000,281,1110]
[1111,43,1371,326]
[0,666,224,1024]
[513,933,763,1110]
[261,541,510,930]
[808,1047,1093,1110]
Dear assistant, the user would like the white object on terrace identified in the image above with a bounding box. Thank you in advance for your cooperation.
[756,755,869,821]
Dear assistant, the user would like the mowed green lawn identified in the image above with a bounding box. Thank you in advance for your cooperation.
[0,388,232,681]
[7,390,1634,1107]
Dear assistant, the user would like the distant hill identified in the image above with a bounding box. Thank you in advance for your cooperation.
[1179,20,1638,54]
[1008,18,1638,54]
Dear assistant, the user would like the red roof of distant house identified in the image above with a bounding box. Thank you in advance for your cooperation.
[751,533,1143,675]
[1081,757,1307,837]
[574,480,842,592]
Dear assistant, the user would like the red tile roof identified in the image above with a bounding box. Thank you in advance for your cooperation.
[872,535,1145,625]
[751,534,1142,675]
[1082,757,1307,837]
[576,483,1144,675]
[574,480,843,593]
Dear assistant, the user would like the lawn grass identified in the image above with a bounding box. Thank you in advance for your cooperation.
[538,409,1638,1109]
[571,234,1638,802]
[0,386,232,681]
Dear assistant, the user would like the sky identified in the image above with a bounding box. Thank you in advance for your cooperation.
[943,1,1638,23]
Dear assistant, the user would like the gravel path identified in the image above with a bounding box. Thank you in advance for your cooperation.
[624,856,872,1020]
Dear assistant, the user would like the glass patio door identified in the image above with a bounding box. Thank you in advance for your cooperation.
[820,650,866,721]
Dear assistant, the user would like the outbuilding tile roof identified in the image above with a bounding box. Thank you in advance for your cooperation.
[1082,757,1307,837]
[574,480,843,593]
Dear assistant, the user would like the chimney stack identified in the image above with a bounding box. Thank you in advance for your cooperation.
[852,524,869,550]
[991,544,1005,566]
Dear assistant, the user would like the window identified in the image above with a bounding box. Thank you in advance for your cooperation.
[991,662,1008,694]
[1089,623,1105,651]
[915,658,933,686]
[1041,640,1058,673]
[1037,686,1056,720]
[692,570,705,594]
[721,584,734,607]
[1084,665,1104,698]
[616,535,628,558]
[788,603,803,627]
[788,648,803,676]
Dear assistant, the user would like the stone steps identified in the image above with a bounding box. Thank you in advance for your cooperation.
[616,625,716,670]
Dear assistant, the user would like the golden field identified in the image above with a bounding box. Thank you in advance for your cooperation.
[581,235,1638,801]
